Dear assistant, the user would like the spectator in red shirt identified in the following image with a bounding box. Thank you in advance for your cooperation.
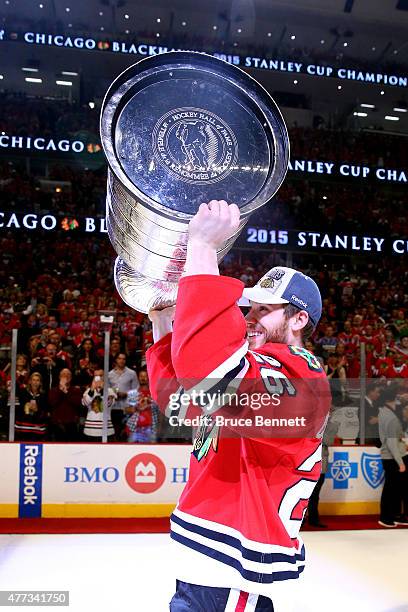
[0,311,20,345]
[49,331,72,370]
[73,338,99,386]
[73,320,99,347]
[58,292,76,326]
[87,303,100,331]
[360,324,382,374]
[384,353,408,379]
[351,313,363,337]
[338,320,359,355]
[395,336,408,358]
[371,345,393,378]
[48,368,83,441]
[70,310,89,338]
[384,327,396,352]
[364,304,379,325]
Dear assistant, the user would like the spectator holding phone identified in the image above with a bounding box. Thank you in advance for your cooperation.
[73,338,99,386]
[31,342,66,390]
[82,369,116,441]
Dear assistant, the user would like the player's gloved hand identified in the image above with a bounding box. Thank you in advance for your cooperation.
[188,200,240,250]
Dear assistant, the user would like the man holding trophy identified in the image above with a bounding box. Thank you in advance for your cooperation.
[101,52,330,611]
[146,200,329,611]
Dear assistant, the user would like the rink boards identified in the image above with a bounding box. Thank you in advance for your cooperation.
[0,443,384,518]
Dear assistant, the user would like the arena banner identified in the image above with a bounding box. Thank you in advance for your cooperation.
[1,210,408,255]
[1,29,406,89]
[238,226,408,255]
[0,443,20,517]
[0,443,382,517]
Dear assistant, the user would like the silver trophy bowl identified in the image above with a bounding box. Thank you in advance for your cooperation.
[100,51,289,313]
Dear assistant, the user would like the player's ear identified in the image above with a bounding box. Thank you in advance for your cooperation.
[291,310,309,331]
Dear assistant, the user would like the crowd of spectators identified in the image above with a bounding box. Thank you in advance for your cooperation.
[0,229,157,442]
[253,178,406,235]
[0,160,106,220]
[0,93,98,138]
[1,226,408,443]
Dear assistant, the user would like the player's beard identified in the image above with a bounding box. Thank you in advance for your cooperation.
[264,318,290,344]
[247,318,290,348]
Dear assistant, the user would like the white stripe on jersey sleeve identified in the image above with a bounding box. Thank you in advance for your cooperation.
[165,341,250,418]
[245,593,260,611]
[205,340,249,381]
[224,589,241,611]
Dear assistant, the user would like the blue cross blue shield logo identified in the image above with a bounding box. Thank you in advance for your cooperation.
[361,452,384,489]
[327,451,358,489]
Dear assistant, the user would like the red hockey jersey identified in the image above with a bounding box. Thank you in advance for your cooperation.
[146,275,330,603]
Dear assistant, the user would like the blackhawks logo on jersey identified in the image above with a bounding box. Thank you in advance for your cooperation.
[192,416,220,461]
[288,345,323,372]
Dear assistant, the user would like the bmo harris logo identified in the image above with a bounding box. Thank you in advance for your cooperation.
[65,465,120,484]
[64,453,187,493]
[125,453,166,493]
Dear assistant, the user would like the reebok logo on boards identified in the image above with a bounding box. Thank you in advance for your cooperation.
[19,444,43,517]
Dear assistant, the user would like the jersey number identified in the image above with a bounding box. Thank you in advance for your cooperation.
[278,445,322,538]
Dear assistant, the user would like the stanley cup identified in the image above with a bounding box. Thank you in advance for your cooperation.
[100,51,289,313]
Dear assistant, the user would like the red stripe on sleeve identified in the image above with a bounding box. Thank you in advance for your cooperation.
[235,591,249,611]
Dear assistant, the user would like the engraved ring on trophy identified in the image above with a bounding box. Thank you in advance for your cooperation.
[100,51,290,313]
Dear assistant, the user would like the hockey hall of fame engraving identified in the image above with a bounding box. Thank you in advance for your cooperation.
[151,106,239,185]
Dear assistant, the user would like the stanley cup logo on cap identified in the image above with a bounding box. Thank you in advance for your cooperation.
[259,268,286,291]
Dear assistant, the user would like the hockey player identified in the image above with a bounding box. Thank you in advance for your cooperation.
[147,201,330,612]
